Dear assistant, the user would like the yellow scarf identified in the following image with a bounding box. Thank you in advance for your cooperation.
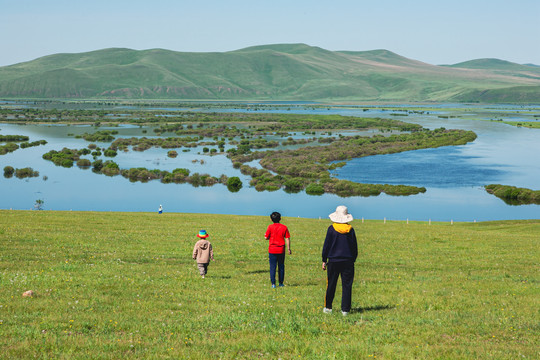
[332,223,351,234]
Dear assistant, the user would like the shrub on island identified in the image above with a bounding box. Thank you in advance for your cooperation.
[283,177,306,193]
[0,135,29,142]
[485,184,540,205]
[92,159,103,172]
[20,140,47,149]
[101,161,120,176]
[42,148,80,167]
[0,142,19,155]
[77,159,92,167]
[104,149,117,157]
[3,166,15,177]
[226,176,243,192]
[78,130,117,142]
[3,165,39,179]
[305,183,325,195]
[15,167,39,179]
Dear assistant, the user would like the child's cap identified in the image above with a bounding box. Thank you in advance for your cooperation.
[197,230,209,238]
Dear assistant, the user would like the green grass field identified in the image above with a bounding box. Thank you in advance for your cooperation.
[1,210,538,359]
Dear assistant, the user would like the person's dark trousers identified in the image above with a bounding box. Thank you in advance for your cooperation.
[325,260,355,312]
[269,253,285,285]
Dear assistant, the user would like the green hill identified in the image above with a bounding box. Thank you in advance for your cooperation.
[446,58,540,72]
[444,58,540,83]
[1,44,539,102]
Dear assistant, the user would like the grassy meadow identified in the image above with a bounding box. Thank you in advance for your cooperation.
[0,210,538,359]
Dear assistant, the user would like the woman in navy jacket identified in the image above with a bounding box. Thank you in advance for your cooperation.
[322,205,358,316]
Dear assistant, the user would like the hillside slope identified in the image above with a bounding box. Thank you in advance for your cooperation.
[0,44,539,102]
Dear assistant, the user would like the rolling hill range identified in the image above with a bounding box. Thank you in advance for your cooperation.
[1,44,539,102]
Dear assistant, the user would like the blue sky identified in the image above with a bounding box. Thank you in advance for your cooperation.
[1,0,539,66]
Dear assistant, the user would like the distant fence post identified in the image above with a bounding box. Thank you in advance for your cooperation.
[429,219,431,225]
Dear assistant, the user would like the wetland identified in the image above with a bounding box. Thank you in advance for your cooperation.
[1,101,539,221]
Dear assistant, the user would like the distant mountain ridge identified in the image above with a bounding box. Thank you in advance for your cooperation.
[0,44,539,102]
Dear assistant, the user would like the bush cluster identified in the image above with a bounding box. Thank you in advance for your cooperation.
[485,184,540,205]
[226,176,243,192]
[77,130,118,142]
[101,161,120,176]
[0,143,19,155]
[110,137,200,152]
[42,148,81,167]
[120,166,223,187]
[0,136,45,154]
[104,149,117,157]
[4,165,39,179]
[4,166,40,179]
[15,167,40,179]
[76,159,92,167]
[19,140,47,148]
[3,166,14,177]
[0,135,29,142]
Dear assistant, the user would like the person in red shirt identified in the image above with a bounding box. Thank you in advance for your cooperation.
[264,212,291,288]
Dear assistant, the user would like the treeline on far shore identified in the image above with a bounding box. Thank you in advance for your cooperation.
[485,184,540,205]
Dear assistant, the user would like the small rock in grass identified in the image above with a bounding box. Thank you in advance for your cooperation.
[22,290,35,298]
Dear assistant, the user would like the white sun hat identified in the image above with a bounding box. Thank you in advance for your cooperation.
[328,205,353,223]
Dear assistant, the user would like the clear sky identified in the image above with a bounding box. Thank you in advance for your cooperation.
[1,0,539,67]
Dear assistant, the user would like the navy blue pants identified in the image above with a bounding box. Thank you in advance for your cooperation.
[325,260,355,312]
[269,253,285,285]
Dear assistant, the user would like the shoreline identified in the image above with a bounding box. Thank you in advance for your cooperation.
[2,209,538,224]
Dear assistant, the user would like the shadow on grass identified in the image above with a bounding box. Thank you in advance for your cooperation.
[284,281,319,287]
[351,305,395,314]
[246,269,267,275]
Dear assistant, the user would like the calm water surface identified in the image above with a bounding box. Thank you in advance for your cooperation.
[1,104,539,222]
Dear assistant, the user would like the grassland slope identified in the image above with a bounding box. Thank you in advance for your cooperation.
[1,44,540,102]
[1,210,538,359]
